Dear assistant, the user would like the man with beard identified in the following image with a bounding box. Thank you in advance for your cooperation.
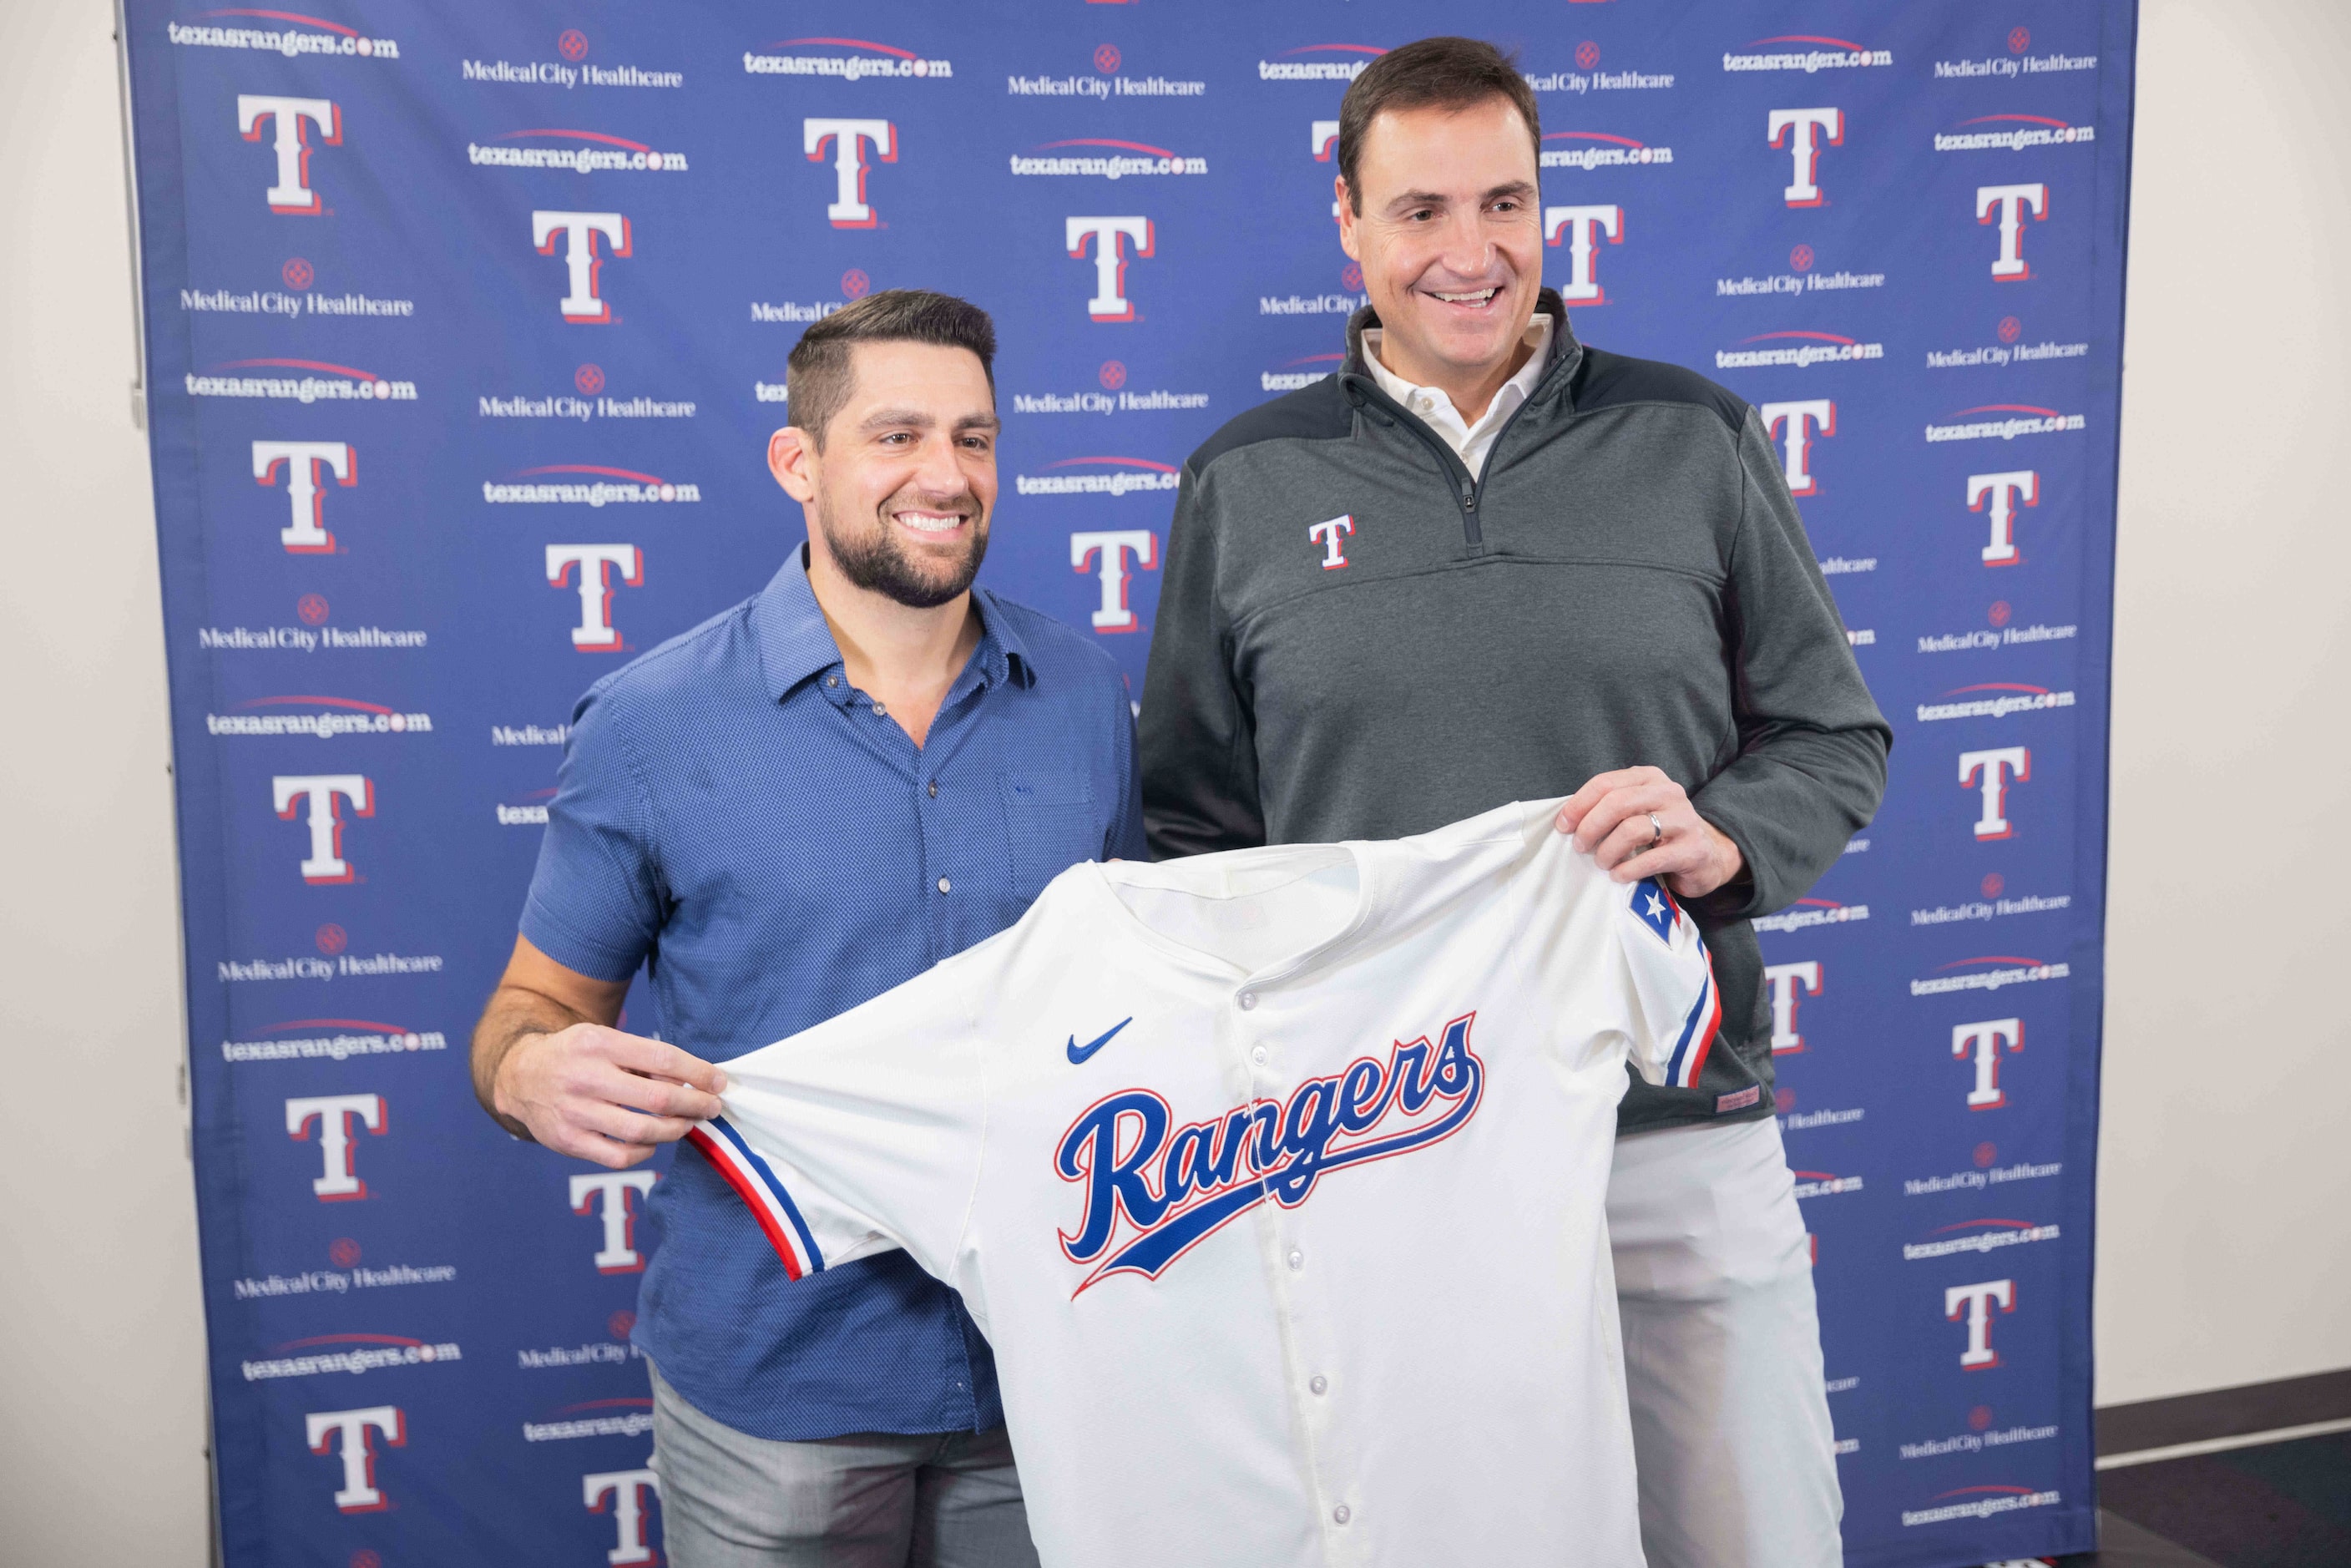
[470,290,1139,1567]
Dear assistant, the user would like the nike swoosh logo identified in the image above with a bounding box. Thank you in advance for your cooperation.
[1067,1017,1133,1065]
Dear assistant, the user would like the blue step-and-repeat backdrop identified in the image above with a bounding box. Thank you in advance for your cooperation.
[124,2,2136,1563]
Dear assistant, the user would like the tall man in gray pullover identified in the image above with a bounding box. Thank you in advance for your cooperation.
[1139,38,1889,1568]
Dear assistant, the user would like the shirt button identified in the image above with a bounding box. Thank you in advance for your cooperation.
[1310,1375,1327,1395]
[1287,1249,1303,1271]
[1237,991,1257,1011]
[825,675,839,688]
[937,877,951,895]
[1251,1045,1268,1065]
[1332,1505,1351,1525]
[872,702,888,717]
[928,780,938,798]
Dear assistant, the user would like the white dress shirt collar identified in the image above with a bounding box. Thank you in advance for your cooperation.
[1362,312,1555,478]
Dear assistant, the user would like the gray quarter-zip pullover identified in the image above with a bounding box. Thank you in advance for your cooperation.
[1138,291,1891,1133]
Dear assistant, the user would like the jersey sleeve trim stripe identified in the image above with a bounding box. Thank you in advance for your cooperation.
[687,1118,825,1278]
[1665,952,1724,1090]
[1658,885,1722,1090]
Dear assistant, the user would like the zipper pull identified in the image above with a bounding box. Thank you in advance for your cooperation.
[1459,479,1477,508]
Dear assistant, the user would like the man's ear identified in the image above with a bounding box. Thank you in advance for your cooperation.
[1335,176,1361,260]
[768,426,819,503]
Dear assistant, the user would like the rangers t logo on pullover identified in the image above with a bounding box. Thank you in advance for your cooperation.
[695,798,1717,1566]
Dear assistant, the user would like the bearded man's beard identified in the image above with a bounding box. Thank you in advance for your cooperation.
[816,483,990,609]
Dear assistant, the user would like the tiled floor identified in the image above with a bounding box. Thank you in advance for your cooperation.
[2047,1432,2351,1568]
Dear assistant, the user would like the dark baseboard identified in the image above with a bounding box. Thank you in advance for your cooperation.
[2096,1366,2351,1457]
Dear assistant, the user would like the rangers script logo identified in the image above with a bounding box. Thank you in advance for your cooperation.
[1054,1013,1484,1294]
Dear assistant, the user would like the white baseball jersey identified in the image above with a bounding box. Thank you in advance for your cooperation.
[694,798,1720,1567]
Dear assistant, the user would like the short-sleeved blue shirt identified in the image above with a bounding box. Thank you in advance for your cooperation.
[522,549,1145,1440]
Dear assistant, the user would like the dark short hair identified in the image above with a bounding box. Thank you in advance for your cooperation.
[785,289,997,449]
[1337,37,1542,215]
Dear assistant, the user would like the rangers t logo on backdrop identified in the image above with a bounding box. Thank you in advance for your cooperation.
[532,211,630,322]
[546,544,643,650]
[252,441,354,553]
[571,1171,658,1272]
[273,774,372,883]
[1959,747,2030,839]
[805,119,895,226]
[585,1468,661,1565]
[1767,109,1842,206]
[306,1406,402,1511]
[1312,120,1341,220]
[1763,961,1822,1055]
[238,94,339,214]
[1070,530,1157,632]
[1761,400,1834,496]
[1946,1279,2017,1368]
[1977,184,2049,280]
[1968,471,2038,565]
[1954,1019,2024,1109]
[286,1093,387,1199]
[1067,217,1154,321]
[1545,205,1622,304]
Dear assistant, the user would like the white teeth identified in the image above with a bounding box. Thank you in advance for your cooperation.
[1433,289,1499,304]
[896,512,961,534]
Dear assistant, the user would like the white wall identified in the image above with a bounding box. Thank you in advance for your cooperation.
[0,0,2343,1554]
[2096,0,2351,1406]
[0,4,213,1564]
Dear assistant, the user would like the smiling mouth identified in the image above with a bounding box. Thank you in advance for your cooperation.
[892,508,968,535]
[1427,286,1502,308]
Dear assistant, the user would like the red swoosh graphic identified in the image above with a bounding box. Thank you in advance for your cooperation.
[236,695,393,714]
[515,464,665,483]
[774,36,915,58]
[1043,456,1179,473]
[1038,139,1179,158]
[215,358,378,381]
[497,129,653,152]
[201,9,357,37]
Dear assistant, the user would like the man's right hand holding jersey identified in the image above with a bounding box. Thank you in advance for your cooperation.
[471,933,730,1170]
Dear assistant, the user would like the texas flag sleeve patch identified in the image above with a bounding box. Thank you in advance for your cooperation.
[1618,878,1722,1090]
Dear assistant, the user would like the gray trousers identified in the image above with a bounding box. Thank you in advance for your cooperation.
[1607,1116,1846,1568]
[648,1363,1041,1568]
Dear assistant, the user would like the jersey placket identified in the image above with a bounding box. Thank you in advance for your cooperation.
[1234,977,1374,1566]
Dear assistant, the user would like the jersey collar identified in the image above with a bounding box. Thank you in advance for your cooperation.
[1080,842,1382,988]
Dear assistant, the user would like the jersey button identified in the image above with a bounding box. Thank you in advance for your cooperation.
[1237,991,1257,1010]
[1309,1375,1327,1395]
[1251,1045,1268,1065]
[937,877,952,895]
[1332,1505,1351,1525]
[1287,1249,1303,1272]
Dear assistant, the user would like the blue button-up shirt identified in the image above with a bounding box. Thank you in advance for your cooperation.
[522,549,1145,1439]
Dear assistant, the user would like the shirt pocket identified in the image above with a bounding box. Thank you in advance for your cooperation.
[999,774,1101,901]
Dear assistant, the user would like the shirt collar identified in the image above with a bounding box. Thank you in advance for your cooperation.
[751,545,1033,704]
[1360,311,1555,429]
